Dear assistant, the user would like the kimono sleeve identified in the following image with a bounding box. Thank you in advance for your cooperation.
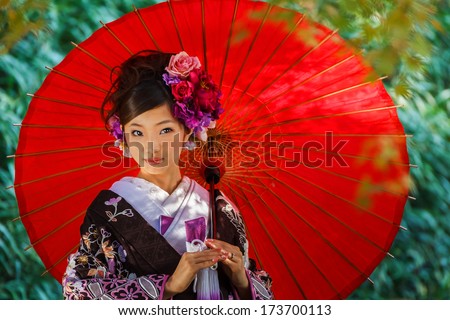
[236,242,274,300]
[217,192,274,300]
[62,209,170,300]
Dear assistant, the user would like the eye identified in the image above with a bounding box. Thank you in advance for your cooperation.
[161,128,173,134]
[131,130,143,136]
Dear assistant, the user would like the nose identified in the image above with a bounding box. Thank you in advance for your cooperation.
[145,138,162,156]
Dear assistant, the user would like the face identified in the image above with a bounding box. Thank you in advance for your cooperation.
[122,103,192,175]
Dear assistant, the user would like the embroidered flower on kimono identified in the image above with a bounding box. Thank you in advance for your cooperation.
[104,198,134,222]
[223,203,234,214]
[87,225,99,240]
[218,194,247,248]
[68,254,77,266]
[106,208,134,222]
[102,240,115,259]
[118,245,127,262]
[105,197,122,206]
[101,228,112,238]
[222,202,243,226]
[113,282,146,300]
[103,278,121,291]
[76,255,89,266]
[64,281,84,298]
[82,233,91,250]
[108,258,116,274]
[87,269,97,277]
[64,256,77,279]
[88,266,107,278]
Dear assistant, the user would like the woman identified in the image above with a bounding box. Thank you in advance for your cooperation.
[62,50,273,300]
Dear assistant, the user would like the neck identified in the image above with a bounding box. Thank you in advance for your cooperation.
[136,170,183,194]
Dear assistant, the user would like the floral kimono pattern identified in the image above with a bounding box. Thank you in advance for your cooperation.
[62,188,273,300]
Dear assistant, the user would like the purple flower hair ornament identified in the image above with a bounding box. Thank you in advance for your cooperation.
[107,114,125,151]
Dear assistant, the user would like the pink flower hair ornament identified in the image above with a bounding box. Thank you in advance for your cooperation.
[107,51,224,151]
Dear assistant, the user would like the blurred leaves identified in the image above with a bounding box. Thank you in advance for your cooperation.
[349,85,450,298]
[349,2,450,298]
[0,0,50,54]
[269,0,444,99]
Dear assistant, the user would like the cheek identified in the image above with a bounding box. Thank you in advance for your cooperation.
[166,135,185,160]
[126,138,148,160]
[128,146,142,163]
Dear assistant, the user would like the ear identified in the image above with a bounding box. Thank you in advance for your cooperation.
[121,125,128,147]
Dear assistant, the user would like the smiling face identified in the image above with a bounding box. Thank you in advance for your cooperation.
[122,103,192,175]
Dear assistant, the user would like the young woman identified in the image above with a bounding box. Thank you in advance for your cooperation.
[62,50,273,300]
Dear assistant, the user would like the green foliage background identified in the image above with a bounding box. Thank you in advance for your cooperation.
[1,0,449,299]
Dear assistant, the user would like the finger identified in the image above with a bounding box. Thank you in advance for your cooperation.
[188,249,225,263]
[193,254,225,264]
[188,252,225,270]
[224,250,245,268]
[218,256,244,276]
[221,254,240,266]
[205,239,237,253]
[203,241,229,257]
[185,248,220,258]
[195,258,222,270]
[205,239,242,262]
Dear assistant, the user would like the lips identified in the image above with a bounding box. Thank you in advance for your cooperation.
[145,158,163,164]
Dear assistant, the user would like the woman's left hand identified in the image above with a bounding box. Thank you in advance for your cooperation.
[204,238,249,293]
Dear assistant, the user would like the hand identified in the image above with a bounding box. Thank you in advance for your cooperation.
[163,249,225,299]
[204,238,251,299]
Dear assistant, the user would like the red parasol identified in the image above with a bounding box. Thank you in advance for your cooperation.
[9,0,412,299]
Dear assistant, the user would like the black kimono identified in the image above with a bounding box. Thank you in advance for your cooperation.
[62,178,273,300]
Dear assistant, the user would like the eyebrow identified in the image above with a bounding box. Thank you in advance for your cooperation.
[130,120,175,127]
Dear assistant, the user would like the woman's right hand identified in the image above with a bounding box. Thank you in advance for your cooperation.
[163,249,225,299]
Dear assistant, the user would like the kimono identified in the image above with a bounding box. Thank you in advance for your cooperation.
[62,175,273,300]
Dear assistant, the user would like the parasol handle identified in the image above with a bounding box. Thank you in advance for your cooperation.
[204,165,221,270]
[205,166,221,240]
